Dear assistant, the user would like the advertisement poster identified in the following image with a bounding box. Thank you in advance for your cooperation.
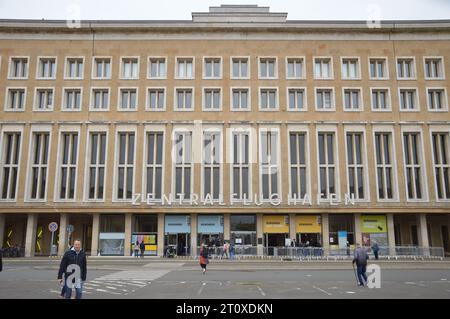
[338,231,348,249]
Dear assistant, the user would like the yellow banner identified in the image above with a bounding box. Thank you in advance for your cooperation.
[263,215,289,233]
[361,215,387,233]
[296,215,322,233]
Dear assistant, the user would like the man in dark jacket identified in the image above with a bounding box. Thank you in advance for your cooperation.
[139,241,145,258]
[57,239,87,299]
[352,243,369,287]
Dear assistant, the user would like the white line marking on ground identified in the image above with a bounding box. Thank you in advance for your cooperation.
[257,286,266,297]
[105,286,117,290]
[346,291,356,294]
[312,286,332,296]
[197,282,207,296]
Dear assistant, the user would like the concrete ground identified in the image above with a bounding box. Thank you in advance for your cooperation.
[1,258,450,299]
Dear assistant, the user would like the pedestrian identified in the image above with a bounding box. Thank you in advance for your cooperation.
[134,240,140,258]
[229,243,235,260]
[352,243,369,287]
[222,242,228,259]
[139,241,145,258]
[346,241,351,256]
[57,239,87,299]
[371,240,379,260]
[199,244,209,275]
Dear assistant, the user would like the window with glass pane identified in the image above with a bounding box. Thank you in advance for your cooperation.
[203,132,221,200]
[149,58,166,78]
[232,58,248,78]
[260,89,277,109]
[315,58,332,78]
[116,132,135,200]
[346,133,365,200]
[371,89,389,110]
[146,132,164,201]
[342,59,359,79]
[10,58,28,78]
[1,132,21,200]
[88,132,106,200]
[174,132,192,200]
[91,89,109,110]
[58,132,78,200]
[232,88,249,110]
[288,89,305,110]
[232,132,250,201]
[176,89,193,110]
[428,89,446,110]
[259,58,276,78]
[204,58,221,78]
[121,58,138,79]
[369,58,387,78]
[403,132,423,200]
[177,58,193,78]
[63,89,81,110]
[147,88,165,110]
[6,89,25,111]
[399,89,417,110]
[38,58,56,78]
[287,58,304,78]
[260,131,279,200]
[318,132,336,200]
[432,133,450,200]
[397,58,414,78]
[35,89,53,110]
[425,58,443,78]
[289,132,307,199]
[66,58,83,78]
[316,89,333,109]
[204,89,221,110]
[344,89,361,110]
[119,89,137,110]
[375,132,394,199]
[94,58,111,78]
[30,132,49,200]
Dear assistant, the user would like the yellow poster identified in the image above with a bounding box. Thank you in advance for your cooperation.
[296,215,322,233]
[361,215,387,233]
[263,215,289,233]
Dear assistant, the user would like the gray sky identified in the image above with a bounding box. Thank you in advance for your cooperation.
[0,0,449,20]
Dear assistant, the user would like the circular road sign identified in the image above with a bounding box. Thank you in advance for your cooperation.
[48,222,58,233]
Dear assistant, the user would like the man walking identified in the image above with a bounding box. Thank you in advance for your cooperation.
[57,239,87,299]
[371,241,380,260]
[352,243,369,287]
[139,241,145,258]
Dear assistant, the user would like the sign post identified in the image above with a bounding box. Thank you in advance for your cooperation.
[48,222,58,257]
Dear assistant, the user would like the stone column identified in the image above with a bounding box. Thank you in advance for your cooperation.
[58,213,68,256]
[257,213,264,256]
[157,213,165,257]
[289,213,296,243]
[418,213,430,256]
[387,213,396,256]
[223,213,230,242]
[124,213,133,256]
[24,213,38,257]
[354,214,362,246]
[0,214,5,249]
[322,213,330,256]
[190,213,198,257]
[91,213,100,256]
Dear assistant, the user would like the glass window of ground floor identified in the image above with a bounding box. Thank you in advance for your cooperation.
[230,214,256,246]
[295,215,322,247]
[197,215,224,247]
[164,215,191,256]
[329,214,354,250]
[132,214,158,256]
[99,214,125,256]
[361,215,388,247]
[263,215,289,247]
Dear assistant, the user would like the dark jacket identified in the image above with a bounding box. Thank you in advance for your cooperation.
[139,242,145,250]
[353,247,369,266]
[57,249,87,281]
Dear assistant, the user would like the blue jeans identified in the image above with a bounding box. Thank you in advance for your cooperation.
[64,280,83,299]
[356,264,367,286]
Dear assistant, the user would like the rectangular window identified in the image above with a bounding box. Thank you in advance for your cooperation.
[425,58,444,79]
[314,58,332,79]
[316,88,334,110]
[369,58,387,79]
[259,58,276,78]
[37,57,56,78]
[231,88,249,110]
[58,132,78,200]
[30,132,49,200]
[288,88,305,111]
[145,132,164,200]
[149,57,166,78]
[232,132,250,201]
[176,58,194,79]
[428,89,447,110]
[342,58,359,79]
[9,57,28,78]
[399,89,418,110]
[403,132,424,200]
[375,132,394,200]
[91,88,109,110]
[147,88,165,110]
[289,132,307,199]
[119,88,137,110]
[6,88,26,111]
[204,58,221,78]
[116,132,135,200]
[286,58,304,79]
[63,88,81,110]
[343,88,362,110]
[121,58,139,79]
[231,57,249,78]
[93,58,111,78]
[175,88,193,110]
[87,132,106,200]
[371,89,390,110]
[0,132,21,200]
[35,89,53,111]
[260,131,279,200]
[346,132,365,200]
[318,132,336,200]
[397,58,415,79]
[432,132,450,200]
[259,88,277,110]
[203,88,221,110]
[174,131,192,200]
[203,132,221,200]
[66,58,83,79]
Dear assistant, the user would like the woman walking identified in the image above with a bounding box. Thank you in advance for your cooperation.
[199,244,209,275]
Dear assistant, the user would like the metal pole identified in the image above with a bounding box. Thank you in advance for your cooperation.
[50,231,54,257]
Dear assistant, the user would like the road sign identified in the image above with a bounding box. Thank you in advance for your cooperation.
[66,224,74,233]
[48,222,58,233]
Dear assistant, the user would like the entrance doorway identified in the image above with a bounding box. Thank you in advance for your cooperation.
[297,233,322,247]
[165,233,190,256]
[198,233,223,247]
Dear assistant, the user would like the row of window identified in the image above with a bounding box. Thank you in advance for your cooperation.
[3,86,448,112]
[3,55,446,81]
[1,126,449,203]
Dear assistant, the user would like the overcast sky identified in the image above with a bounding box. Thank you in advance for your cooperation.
[0,0,449,21]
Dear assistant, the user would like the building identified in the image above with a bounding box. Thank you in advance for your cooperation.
[0,5,449,257]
